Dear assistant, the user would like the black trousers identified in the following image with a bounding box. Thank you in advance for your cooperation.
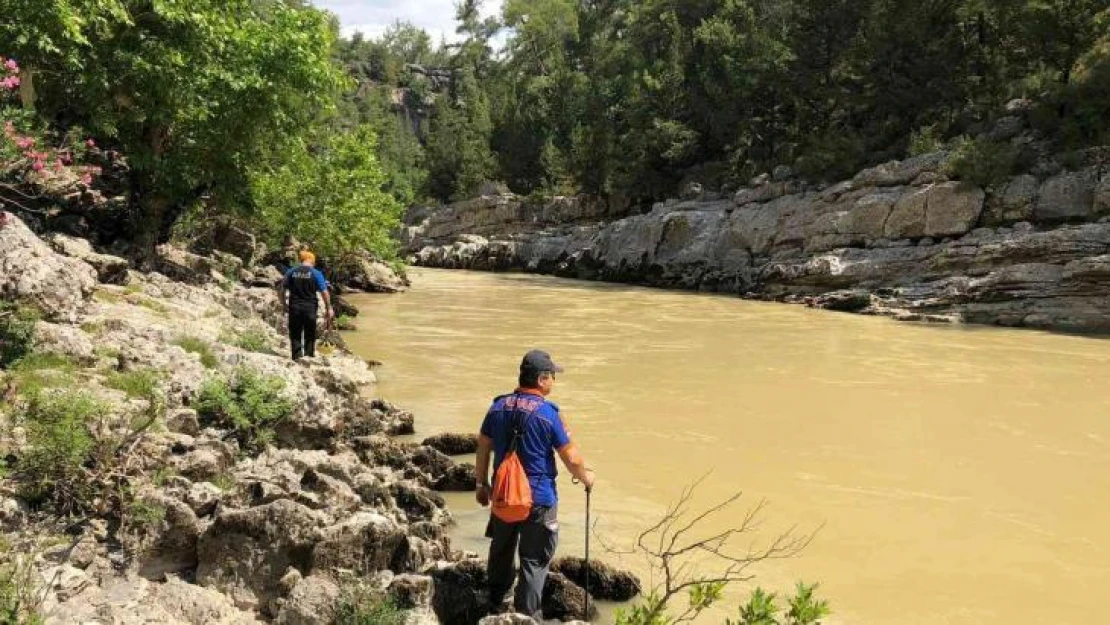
[486,505,559,619]
[288,305,317,359]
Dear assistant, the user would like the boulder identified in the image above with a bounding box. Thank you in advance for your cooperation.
[924,182,984,238]
[431,560,491,625]
[0,212,97,321]
[551,557,642,602]
[33,322,96,364]
[985,175,1038,225]
[148,575,264,625]
[166,408,200,436]
[275,575,340,625]
[853,152,947,188]
[333,251,409,293]
[884,188,928,239]
[45,233,130,284]
[410,446,455,477]
[542,572,597,621]
[310,511,408,575]
[389,482,447,524]
[1094,172,1110,216]
[389,574,434,609]
[478,615,538,625]
[434,464,477,492]
[155,244,220,285]
[196,499,324,615]
[421,432,479,456]
[1035,168,1098,223]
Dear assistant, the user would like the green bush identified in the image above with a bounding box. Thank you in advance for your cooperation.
[174,337,219,369]
[13,391,104,511]
[6,354,78,398]
[195,369,294,455]
[908,124,945,157]
[0,304,39,368]
[945,136,1019,189]
[724,583,830,625]
[337,586,407,625]
[104,369,162,399]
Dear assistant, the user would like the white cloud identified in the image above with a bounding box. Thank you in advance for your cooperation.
[314,0,504,44]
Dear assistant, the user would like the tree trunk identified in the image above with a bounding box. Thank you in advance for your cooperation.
[18,66,35,110]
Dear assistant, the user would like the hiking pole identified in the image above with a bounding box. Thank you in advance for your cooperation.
[585,485,592,621]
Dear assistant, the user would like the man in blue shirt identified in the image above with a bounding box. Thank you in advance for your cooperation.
[475,350,595,619]
[281,250,333,360]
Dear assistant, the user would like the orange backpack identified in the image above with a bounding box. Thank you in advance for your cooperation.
[491,401,536,523]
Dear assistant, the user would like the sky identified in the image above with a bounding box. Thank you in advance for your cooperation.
[313,0,505,44]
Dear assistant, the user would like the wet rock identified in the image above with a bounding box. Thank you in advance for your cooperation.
[275,574,340,625]
[0,212,97,321]
[542,572,597,622]
[411,446,455,477]
[45,232,130,284]
[808,289,873,313]
[435,464,477,492]
[310,511,408,576]
[196,499,324,615]
[422,432,479,456]
[431,559,491,625]
[552,557,642,602]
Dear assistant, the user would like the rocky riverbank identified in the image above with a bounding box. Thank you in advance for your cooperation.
[402,143,1110,334]
[0,213,630,624]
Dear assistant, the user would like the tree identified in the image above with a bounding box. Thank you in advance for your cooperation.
[424,69,496,201]
[5,0,347,258]
[250,125,402,259]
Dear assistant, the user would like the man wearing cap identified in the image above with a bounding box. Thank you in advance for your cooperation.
[281,250,333,360]
[475,350,595,619]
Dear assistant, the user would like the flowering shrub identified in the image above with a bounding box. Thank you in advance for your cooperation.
[1,55,101,188]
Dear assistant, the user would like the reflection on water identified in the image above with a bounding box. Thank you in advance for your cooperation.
[346,267,1110,625]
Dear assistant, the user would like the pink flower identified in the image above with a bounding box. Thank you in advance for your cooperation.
[0,76,19,90]
[80,174,93,185]
[15,136,34,149]
[86,139,96,148]
[3,59,17,73]
[31,160,45,172]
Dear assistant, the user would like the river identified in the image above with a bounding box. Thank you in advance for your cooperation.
[346,267,1110,625]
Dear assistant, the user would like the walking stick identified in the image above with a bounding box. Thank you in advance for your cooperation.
[585,486,592,621]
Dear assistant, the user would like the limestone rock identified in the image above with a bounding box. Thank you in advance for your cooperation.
[1035,168,1098,223]
[155,244,221,285]
[310,511,407,576]
[478,615,537,625]
[551,557,642,602]
[431,559,491,625]
[33,322,96,364]
[434,464,477,492]
[196,499,325,615]
[0,212,97,321]
[389,574,434,609]
[924,182,984,238]
[275,575,340,625]
[137,494,202,580]
[45,233,130,284]
[333,251,410,293]
[421,432,479,456]
[542,572,597,621]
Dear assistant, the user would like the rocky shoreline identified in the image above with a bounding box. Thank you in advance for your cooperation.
[0,213,628,624]
[401,143,1110,333]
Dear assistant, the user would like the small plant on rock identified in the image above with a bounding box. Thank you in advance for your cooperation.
[174,336,219,369]
[337,585,406,625]
[220,328,272,354]
[12,390,102,511]
[0,303,38,367]
[194,368,293,454]
[0,538,46,625]
[335,315,357,331]
[104,368,162,399]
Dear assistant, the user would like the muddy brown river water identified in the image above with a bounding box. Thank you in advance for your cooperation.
[347,267,1110,624]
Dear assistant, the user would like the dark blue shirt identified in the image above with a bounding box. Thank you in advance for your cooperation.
[481,390,572,507]
[283,265,328,306]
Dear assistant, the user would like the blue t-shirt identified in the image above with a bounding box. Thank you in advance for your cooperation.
[283,265,328,305]
[481,390,572,507]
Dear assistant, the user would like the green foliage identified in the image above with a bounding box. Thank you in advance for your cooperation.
[908,125,945,157]
[946,136,1020,189]
[195,368,293,455]
[127,497,166,526]
[6,353,78,397]
[173,337,218,370]
[424,70,497,201]
[335,315,358,331]
[786,582,830,625]
[0,303,39,367]
[337,586,407,625]
[251,125,403,259]
[221,328,271,354]
[615,591,672,625]
[12,390,103,509]
[730,587,779,625]
[103,368,161,399]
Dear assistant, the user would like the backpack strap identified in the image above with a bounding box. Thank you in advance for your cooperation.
[506,393,542,454]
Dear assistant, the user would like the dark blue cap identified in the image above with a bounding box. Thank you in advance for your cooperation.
[520,350,564,374]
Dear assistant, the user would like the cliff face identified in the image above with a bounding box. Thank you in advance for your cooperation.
[401,152,1110,333]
